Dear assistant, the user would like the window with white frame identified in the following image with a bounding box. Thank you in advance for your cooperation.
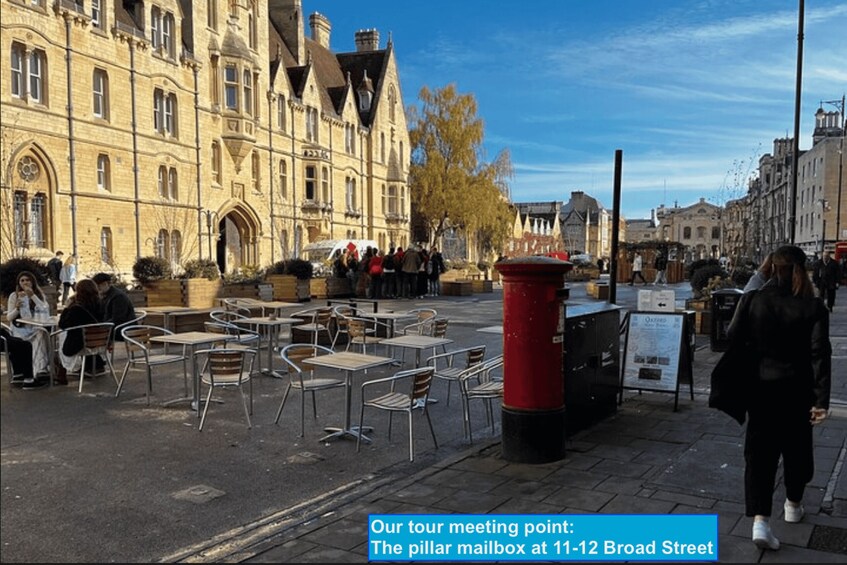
[251,152,260,192]
[11,43,24,99]
[278,159,287,200]
[224,65,238,110]
[151,8,175,58]
[305,165,316,200]
[92,68,108,119]
[243,69,252,116]
[153,89,177,136]
[170,230,182,268]
[100,227,113,263]
[96,154,110,190]
[157,166,167,198]
[156,229,169,259]
[387,185,398,215]
[345,124,355,154]
[168,167,178,200]
[29,50,44,103]
[321,166,329,204]
[91,0,102,28]
[211,141,221,184]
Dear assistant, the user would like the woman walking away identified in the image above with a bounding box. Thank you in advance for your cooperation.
[726,245,831,551]
[60,254,77,306]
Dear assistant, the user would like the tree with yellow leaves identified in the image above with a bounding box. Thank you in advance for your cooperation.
[408,84,512,258]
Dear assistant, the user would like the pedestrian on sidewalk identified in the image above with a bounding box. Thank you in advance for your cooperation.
[59,254,77,306]
[726,244,831,551]
[813,251,840,312]
[652,251,667,286]
[628,252,647,285]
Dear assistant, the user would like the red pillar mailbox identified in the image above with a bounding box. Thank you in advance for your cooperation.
[495,256,572,463]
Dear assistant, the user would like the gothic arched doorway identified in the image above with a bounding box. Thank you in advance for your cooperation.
[215,204,260,273]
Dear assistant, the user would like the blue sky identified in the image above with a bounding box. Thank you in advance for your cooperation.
[307,1,847,219]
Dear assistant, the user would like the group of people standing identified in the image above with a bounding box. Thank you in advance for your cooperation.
[3,270,137,389]
[333,244,445,300]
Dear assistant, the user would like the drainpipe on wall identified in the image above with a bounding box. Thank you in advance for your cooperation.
[63,15,79,261]
[129,41,142,259]
[268,92,275,263]
[192,65,203,260]
[291,104,298,257]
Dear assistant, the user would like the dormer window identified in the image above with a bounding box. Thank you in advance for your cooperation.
[150,6,176,59]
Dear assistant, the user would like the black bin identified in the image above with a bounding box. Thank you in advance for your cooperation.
[710,288,743,352]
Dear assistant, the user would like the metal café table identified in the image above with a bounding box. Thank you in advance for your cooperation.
[150,331,236,415]
[233,316,302,374]
[363,311,415,339]
[302,351,395,443]
[378,335,454,368]
[142,306,195,333]
[16,315,60,386]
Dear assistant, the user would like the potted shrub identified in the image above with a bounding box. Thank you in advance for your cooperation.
[133,256,182,307]
[180,259,222,308]
[286,259,314,302]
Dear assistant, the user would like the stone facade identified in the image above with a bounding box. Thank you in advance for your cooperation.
[1,0,411,278]
[655,198,723,262]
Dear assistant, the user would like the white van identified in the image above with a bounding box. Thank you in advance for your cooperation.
[301,239,378,275]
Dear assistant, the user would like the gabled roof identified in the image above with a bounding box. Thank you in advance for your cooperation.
[336,50,389,126]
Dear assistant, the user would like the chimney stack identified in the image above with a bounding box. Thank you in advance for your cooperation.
[355,29,380,52]
[309,12,331,49]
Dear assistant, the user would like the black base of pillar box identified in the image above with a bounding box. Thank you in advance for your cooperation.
[501,405,567,464]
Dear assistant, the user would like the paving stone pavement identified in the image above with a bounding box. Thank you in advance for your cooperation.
[168,286,847,564]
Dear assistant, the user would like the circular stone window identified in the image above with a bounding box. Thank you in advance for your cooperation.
[17,156,40,183]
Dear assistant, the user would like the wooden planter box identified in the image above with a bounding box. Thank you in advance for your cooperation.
[685,298,710,311]
[143,280,184,307]
[310,277,328,299]
[442,280,473,296]
[326,277,353,298]
[220,283,274,301]
[127,288,148,309]
[586,281,610,299]
[471,279,493,293]
[182,278,222,309]
[695,310,711,335]
[266,274,310,302]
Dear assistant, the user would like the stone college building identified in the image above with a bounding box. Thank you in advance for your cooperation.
[1,0,411,275]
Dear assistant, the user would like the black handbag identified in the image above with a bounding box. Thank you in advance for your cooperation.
[708,291,757,425]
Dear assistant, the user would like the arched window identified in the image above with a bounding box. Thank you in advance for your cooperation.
[92,68,109,119]
[96,154,110,191]
[697,226,706,239]
[170,230,182,267]
[157,166,167,198]
[247,0,257,49]
[156,229,169,259]
[278,159,287,200]
[251,152,260,192]
[683,227,691,239]
[168,167,178,200]
[100,227,113,263]
[211,141,221,184]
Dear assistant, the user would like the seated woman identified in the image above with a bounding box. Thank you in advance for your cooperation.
[57,279,104,383]
[6,271,51,386]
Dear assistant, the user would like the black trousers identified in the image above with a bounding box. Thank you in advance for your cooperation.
[744,380,814,517]
[629,270,647,284]
[1,327,34,380]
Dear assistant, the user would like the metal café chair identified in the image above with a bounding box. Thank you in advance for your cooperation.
[426,344,486,405]
[458,355,504,443]
[116,325,188,405]
[57,322,118,393]
[357,366,438,462]
[273,344,346,437]
[195,348,256,431]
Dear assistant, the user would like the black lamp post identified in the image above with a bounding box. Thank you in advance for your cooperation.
[202,209,219,261]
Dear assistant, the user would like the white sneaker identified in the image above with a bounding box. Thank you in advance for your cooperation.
[752,521,780,550]
[784,501,805,523]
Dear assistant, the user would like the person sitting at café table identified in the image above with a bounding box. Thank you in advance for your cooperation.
[92,272,136,340]
[57,279,104,383]
[5,271,51,386]
[1,307,35,387]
